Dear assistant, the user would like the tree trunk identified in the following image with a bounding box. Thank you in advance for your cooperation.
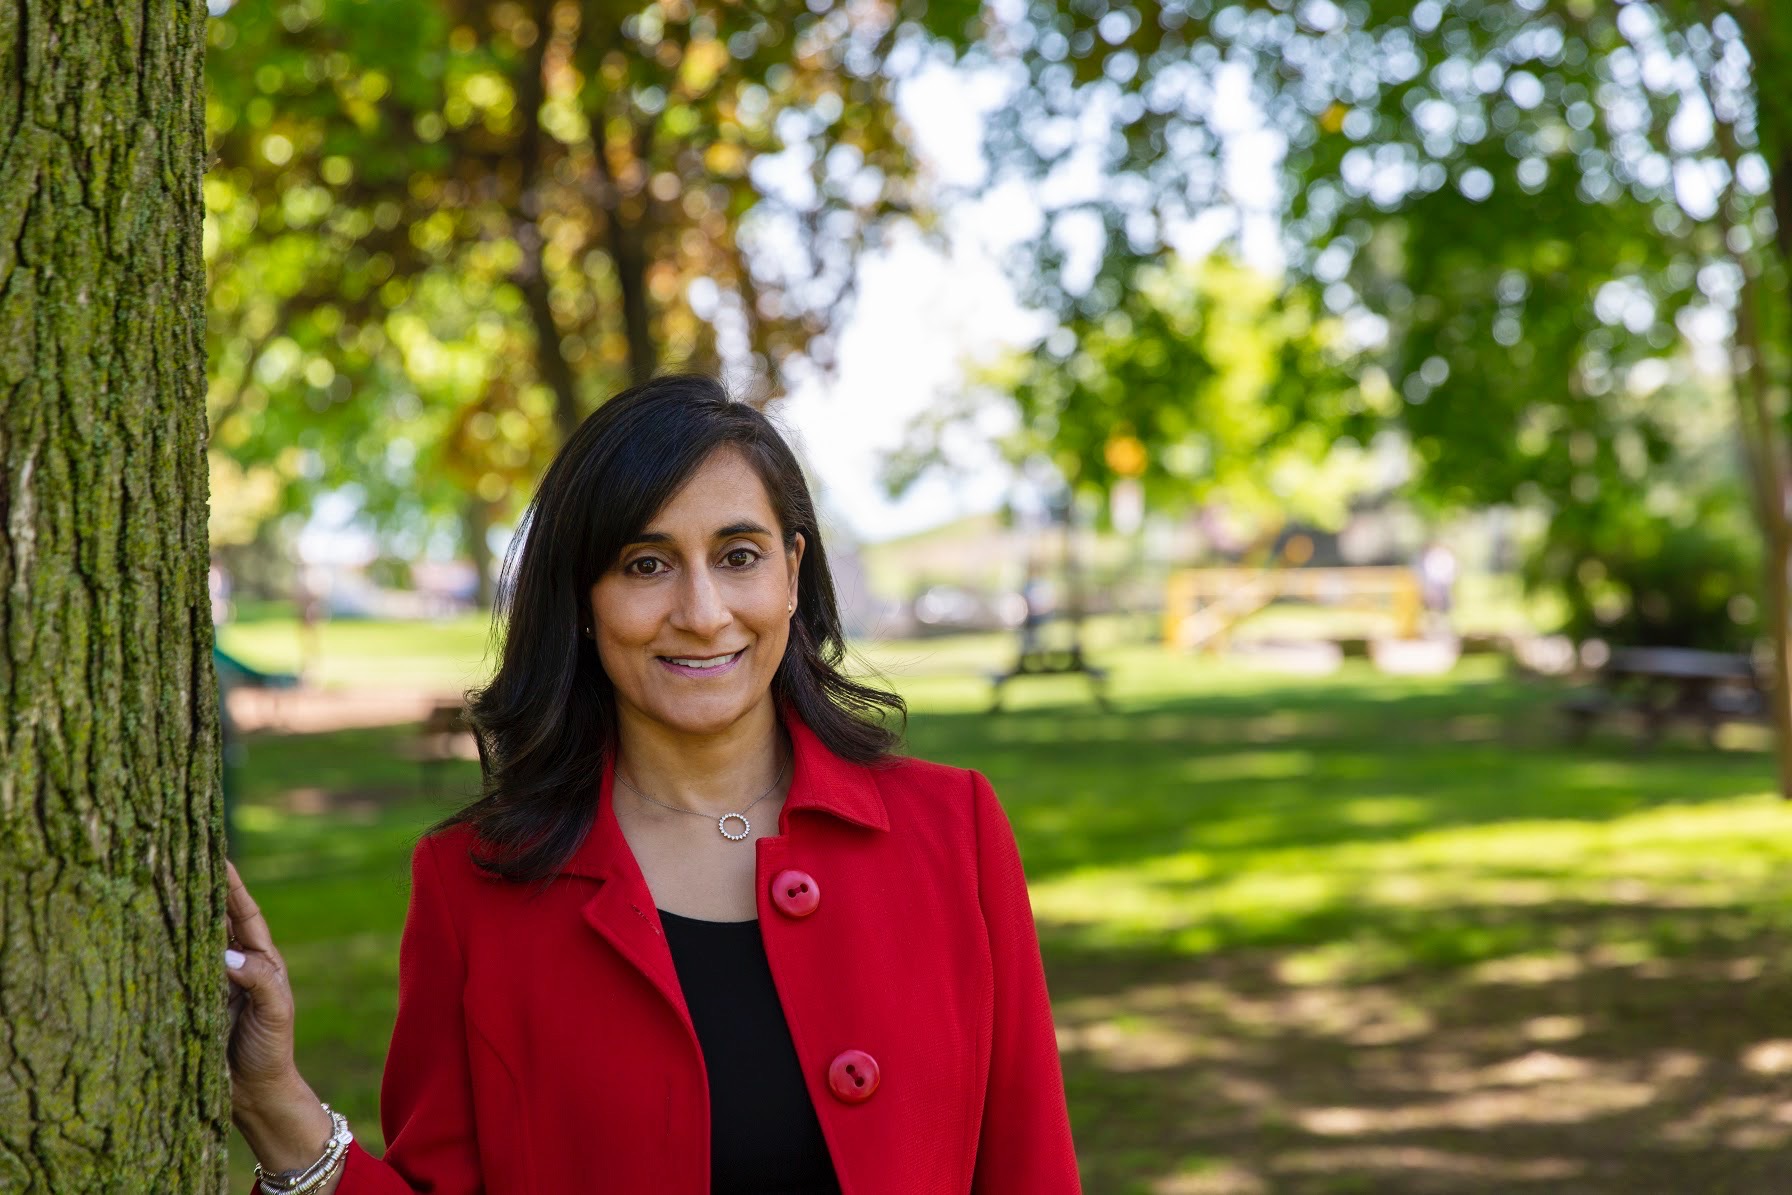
[608,211,657,386]
[518,227,582,442]
[0,1,226,1191]
[1729,266,1792,799]
[461,497,498,611]
[512,0,582,443]
[1711,6,1792,797]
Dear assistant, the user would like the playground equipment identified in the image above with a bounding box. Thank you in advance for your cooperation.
[1164,565,1423,652]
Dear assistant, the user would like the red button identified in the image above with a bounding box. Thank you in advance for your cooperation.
[827,1049,880,1103]
[770,869,820,918]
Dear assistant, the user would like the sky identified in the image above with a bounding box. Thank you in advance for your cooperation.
[775,56,1284,545]
[772,61,1042,545]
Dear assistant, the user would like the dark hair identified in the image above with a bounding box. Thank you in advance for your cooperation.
[434,374,905,882]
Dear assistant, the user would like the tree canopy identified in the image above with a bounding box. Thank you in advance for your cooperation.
[204,0,983,580]
[977,1,1779,503]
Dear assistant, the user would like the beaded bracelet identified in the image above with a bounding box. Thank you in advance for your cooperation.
[255,1103,353,1194]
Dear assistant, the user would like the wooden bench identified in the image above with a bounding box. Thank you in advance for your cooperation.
[1561,647,1766,748]
[413,700,473,795]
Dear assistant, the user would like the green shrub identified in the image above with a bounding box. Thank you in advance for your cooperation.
[1524,487,1762,652]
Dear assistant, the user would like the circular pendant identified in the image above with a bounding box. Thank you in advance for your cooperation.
[718,813,751,841]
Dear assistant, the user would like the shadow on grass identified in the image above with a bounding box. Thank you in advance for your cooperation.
[1048,902,1792,1194]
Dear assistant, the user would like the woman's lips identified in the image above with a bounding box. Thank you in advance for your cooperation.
[655,648,746,677]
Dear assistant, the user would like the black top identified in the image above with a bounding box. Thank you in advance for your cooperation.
[659,910,842,1195]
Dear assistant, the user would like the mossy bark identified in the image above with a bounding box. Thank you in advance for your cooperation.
[0,0,226,1191]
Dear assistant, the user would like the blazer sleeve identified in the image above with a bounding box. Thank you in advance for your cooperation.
[969,769,1082,1194]
[252,834,484,1195]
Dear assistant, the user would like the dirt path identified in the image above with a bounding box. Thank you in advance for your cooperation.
[227,686,464,734]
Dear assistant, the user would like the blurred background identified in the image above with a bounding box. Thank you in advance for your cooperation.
[205,1,1792,1190]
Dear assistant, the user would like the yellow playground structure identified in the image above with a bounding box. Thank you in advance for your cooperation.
[1163,565,1423,651]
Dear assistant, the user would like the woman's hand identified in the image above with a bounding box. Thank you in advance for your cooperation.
[225,859,338,1177]
[224,857,302,1095]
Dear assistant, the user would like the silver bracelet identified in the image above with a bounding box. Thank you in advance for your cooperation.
[267,1149,346,1195]
[257,1108,350,1195]
[255,1103,353,1194]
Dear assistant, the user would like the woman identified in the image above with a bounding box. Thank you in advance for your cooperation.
[225,375,1081,1194]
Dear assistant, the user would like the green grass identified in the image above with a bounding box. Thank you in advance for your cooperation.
[224,636,1792,1193]
[218,614,499,691]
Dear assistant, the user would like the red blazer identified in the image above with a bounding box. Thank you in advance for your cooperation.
[285,711,1081,1194]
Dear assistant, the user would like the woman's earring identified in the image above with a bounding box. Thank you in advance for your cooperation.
[582,624,592,637]
[787,601,794,613]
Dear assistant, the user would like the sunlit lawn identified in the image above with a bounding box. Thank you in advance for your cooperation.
[219,612,499,691]
[224,630,1792,1193]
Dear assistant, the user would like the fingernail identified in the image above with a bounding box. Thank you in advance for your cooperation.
[225,949,246,970]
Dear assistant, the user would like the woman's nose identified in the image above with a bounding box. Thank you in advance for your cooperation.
[671,569,731,636]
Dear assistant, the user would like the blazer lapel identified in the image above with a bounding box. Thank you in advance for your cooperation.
[565,755,689,1020]
[775,709,890,835]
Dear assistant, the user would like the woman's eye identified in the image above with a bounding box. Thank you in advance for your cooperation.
[724,548,759,568]
[628,558,664,576]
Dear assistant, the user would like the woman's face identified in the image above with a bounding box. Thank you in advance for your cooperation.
[588,446,804,738]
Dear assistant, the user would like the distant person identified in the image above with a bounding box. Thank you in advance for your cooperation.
[209,556,234,624]
[222,376,1081,1194]
[1018,558,1051,654]
[1418,541,1458,635]
[294,568,326,682]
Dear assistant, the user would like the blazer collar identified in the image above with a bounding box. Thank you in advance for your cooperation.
[557,704,889,883]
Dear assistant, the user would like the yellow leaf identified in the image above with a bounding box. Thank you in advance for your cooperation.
[704,141,745,176]
[679,38,729,97]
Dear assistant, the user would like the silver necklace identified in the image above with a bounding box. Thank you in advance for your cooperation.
[614,755,789,842]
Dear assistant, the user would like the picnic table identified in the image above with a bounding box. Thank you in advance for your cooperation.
[1561,646,1767,747]
[987,644,1110,713]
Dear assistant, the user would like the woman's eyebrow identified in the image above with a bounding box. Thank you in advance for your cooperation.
[714,520,773,539]
[624,520,773,546]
